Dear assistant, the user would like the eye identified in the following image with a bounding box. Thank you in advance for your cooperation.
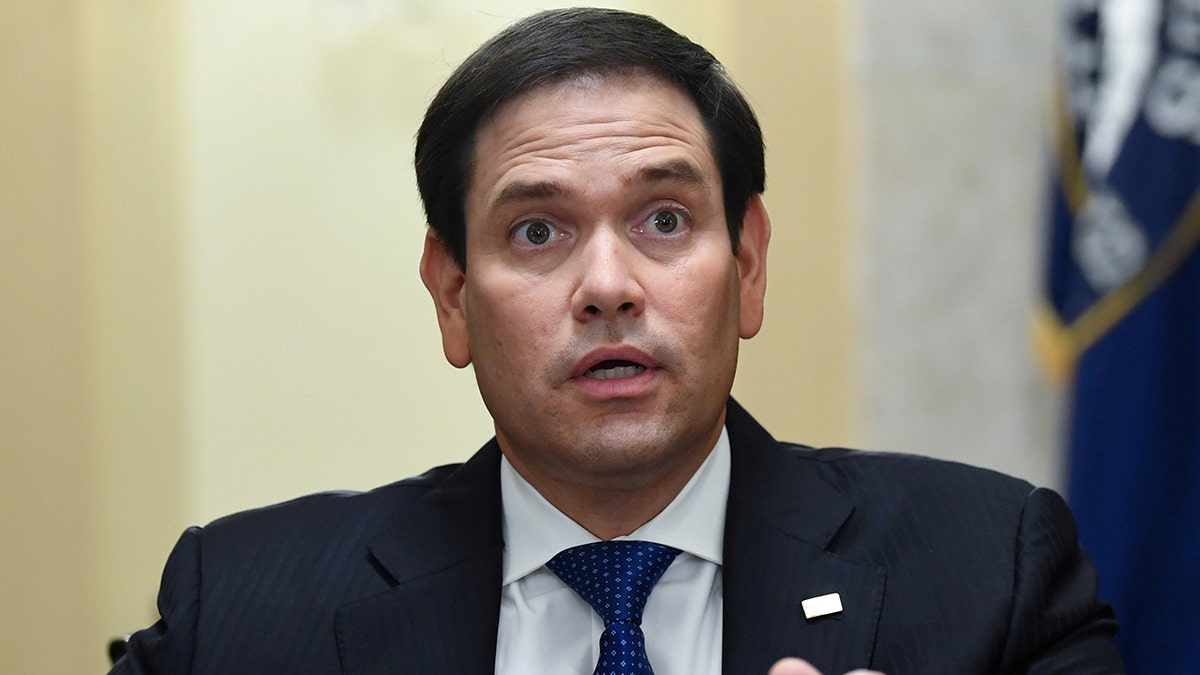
[641,208,688,236]
[513,219,559,246]
[652,211,681,233]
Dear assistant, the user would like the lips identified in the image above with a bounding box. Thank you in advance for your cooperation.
[572,347,657,381]
[584,361,648,380]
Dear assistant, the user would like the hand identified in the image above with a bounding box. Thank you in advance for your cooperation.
[769,657,886,675]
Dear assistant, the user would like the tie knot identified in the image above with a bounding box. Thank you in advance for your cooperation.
[546,540,681,626]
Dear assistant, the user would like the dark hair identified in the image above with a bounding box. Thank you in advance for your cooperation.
[414,7,765,269]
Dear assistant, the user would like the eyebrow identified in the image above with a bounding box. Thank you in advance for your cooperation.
[627,160,706,187]
[494,180,572,209]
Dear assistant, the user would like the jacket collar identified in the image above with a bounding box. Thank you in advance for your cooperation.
[722,399,884,674]
[335,442,504,674]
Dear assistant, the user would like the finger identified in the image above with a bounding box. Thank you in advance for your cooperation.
[768,657,823,675]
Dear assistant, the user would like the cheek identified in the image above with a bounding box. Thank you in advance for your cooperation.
[466,281,558,366]
[661,262,741,337]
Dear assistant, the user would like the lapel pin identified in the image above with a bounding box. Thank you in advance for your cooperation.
[801,592,843,620]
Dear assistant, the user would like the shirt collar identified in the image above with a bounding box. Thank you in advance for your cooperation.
[500,427,730,586]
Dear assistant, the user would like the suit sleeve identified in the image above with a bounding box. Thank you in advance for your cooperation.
[108,527,203,675]
[1000,487,1124,674]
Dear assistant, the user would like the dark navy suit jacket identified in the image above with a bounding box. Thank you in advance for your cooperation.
[111,400,1123,674]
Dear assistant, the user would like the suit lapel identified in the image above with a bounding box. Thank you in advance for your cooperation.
[335,443,504,674]
[722,400,885,675]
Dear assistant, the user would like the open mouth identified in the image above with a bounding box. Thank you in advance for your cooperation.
[584,360,648,380]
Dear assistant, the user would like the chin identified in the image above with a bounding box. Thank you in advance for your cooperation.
[570,421,701,473]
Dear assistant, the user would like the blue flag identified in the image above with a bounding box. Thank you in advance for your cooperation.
[1044,2,1200,671]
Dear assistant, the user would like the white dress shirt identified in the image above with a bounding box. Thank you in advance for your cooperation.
[495,429,730,675]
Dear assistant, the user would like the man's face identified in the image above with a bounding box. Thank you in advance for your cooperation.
[421,72,769,498]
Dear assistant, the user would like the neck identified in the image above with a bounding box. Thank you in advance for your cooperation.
[503,437,716,540]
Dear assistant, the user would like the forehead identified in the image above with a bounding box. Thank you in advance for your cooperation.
[466,73,718,215]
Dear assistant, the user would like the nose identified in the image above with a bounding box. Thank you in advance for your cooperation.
[570,227,645,322]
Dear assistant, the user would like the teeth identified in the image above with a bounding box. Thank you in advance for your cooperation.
[585,364,646,380]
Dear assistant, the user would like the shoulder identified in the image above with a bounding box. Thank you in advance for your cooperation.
[789,446,1120,671]
[786,443,1038,509]
[134,462,477,672]
[773,443,1059,564]
[196,461,465,552]
[725,398,1040,517]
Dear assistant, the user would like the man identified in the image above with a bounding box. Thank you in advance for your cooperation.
[111,8,1123,674]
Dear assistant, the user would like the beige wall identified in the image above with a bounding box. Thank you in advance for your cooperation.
[3,3,189,672]
[79,1,190,662]
[725,0,860,445]
[2,5,97,672]
[2,1,1059,671]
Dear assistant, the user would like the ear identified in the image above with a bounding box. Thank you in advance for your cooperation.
[735,194,771,339]
[419,231,472,368]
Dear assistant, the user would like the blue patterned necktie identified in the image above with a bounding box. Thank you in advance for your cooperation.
[546,540,681,675]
